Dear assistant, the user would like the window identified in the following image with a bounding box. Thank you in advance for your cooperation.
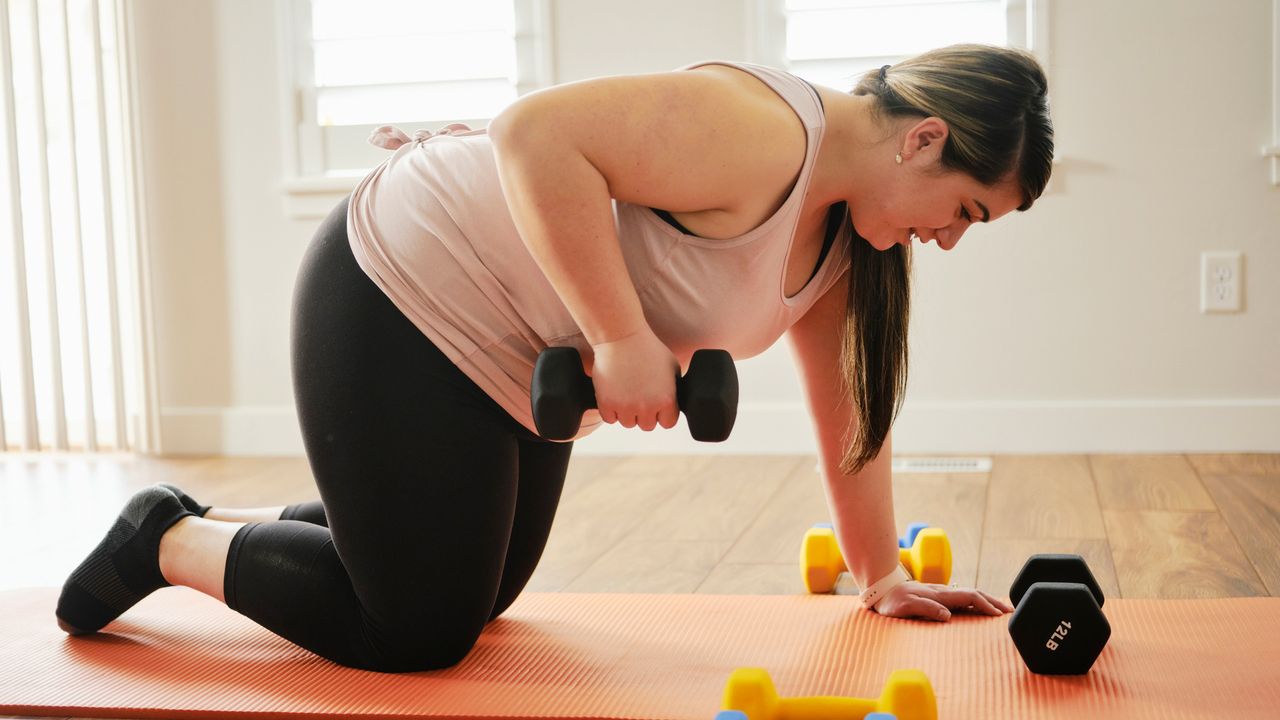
[749,0,1050,89]
[278,0,553,216]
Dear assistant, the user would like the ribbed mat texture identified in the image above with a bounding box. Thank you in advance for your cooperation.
[1,587,1278,719]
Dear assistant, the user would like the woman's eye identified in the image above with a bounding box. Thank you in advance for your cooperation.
[960,207,972,222]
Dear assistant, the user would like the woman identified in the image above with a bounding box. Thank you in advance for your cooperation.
[55,43,1052,672]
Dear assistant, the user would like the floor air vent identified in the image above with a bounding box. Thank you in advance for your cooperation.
[892,457,993,473]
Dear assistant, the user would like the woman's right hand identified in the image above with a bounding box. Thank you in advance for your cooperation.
[589,328,681,432]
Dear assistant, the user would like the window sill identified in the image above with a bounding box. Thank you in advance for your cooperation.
[280,174,363,219]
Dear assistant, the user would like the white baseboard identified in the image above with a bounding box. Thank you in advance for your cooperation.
[159,406,304,455]
[159,399,1280,457]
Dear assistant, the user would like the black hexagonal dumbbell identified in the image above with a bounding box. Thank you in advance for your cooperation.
[531,347,738,442]
[1007,553,1112,675]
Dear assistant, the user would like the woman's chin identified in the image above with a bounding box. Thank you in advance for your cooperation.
[850,222,903,252]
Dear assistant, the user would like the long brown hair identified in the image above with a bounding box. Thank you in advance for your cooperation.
[839,44,1054,474]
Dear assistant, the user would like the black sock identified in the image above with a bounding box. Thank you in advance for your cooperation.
[157,482,211,517]
[55,485,194,634]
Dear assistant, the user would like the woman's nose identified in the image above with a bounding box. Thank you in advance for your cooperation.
[934,224,967,251]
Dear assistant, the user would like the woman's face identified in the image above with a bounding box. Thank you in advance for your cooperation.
[850,118,1027,252]
[854,167,1024,252]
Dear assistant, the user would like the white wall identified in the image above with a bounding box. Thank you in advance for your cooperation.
[132,0,1280,457]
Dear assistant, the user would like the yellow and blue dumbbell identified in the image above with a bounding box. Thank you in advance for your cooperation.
[717,710,901,719]
[801,522,952,594]
[715,710,901,719]
[718,667,936,720]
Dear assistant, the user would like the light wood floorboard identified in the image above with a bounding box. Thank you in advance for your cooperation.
[983,455,1107,539]
[1186,453,1280,475]
[1090,454,1216,511]
[1103,509,1266,598]
[1199,473,1280,594]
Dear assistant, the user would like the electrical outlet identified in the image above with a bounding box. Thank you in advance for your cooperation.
[1200,251,1243,313]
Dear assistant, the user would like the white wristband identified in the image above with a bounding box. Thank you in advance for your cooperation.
[860,564,911,609]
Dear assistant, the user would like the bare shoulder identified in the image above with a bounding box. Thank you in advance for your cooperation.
[490,63,807,220]
[687,63,789,104]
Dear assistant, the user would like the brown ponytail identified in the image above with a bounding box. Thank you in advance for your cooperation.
[837,44,1053,474]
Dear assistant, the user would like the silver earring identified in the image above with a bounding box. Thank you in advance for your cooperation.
[895,152,903,165]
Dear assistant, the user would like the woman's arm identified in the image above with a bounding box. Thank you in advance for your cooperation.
[488,132,645,347]
[487,69,806,429]
[788,272,1013,620]
[786,272,900,589]
[487,69,798,347]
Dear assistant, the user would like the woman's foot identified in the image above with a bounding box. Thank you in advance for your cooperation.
[159,483,298,524]
[156,482,211,517]
[54,485,194,634]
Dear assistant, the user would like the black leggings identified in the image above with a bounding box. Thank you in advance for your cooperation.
[223,197,573,673]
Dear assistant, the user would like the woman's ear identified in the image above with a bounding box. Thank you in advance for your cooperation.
[905,117,949,157]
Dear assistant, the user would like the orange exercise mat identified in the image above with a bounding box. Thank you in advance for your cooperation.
[1,587,1278,720]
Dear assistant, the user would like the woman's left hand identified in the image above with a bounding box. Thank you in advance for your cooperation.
[872,580,1014,622]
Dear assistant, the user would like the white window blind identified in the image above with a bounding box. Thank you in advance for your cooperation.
[1,0,153,453]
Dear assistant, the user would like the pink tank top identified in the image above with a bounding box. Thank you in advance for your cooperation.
[345,59,852,440]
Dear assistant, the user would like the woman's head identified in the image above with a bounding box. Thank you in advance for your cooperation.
[837,44,1053,475]
[850,44,1054,252]
[866,44,1053,196]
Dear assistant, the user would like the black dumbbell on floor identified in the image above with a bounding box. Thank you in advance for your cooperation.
[531,347,739,442]
[1007,553,1112,675]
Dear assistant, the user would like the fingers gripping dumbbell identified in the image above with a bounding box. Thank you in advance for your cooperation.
[801,523,953,594]
[530,347,739,441]
[721,667,936,720]
[1007,553,1112,675]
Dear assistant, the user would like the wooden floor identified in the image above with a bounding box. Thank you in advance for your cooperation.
[0,452,1277,720]
[4,452,1277,598]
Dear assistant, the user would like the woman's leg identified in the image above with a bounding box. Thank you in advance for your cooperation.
[278,501,328,526]
[158,482,320,525]
[201,508,289,523]
[160,196,553,672]
[252,196,524,671]
[488,436,572,621]
[158,516,244,602]
[193,503,326,525]
[176,435,567,618]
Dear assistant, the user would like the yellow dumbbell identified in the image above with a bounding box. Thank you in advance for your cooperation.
[722,667,937,720]
[801,523,952,594]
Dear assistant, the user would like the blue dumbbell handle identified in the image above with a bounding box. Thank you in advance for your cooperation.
[899,522,931,548]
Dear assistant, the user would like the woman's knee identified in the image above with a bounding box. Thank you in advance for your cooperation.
[488,575,531,622]
[243,536,481,673]
[361,621,485,672]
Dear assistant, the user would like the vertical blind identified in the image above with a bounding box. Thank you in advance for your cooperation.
[0,0,148,453]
